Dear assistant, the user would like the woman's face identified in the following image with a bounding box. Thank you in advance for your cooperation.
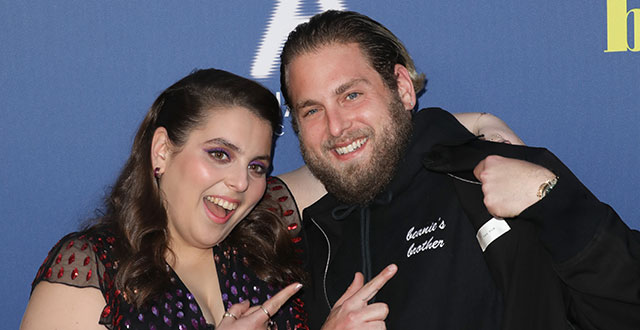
[156,106,272,251]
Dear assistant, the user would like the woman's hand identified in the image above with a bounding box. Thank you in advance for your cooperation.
[217,282,303,330]
[321,264,398,330]
[454,112,525,145]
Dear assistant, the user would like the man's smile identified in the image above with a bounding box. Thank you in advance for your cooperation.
[334,137,368,156]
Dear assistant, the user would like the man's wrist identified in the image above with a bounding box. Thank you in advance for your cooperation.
[537,176,559,199]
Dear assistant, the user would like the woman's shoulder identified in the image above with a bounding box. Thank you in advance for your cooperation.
[265,176,304,237]
[272,165,327,211]
[31,227,118,292]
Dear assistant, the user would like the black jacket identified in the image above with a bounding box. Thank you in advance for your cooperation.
[300,108,640,329]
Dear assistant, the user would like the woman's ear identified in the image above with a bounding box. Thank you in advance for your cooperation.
[394,64,417,111]
[151,127,170,175]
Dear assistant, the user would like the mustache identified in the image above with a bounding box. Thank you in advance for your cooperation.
[322,127,374,150]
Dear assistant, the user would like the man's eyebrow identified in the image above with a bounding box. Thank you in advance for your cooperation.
[294,99,319,111]
[334,78,368,95]
[294,78,370,111]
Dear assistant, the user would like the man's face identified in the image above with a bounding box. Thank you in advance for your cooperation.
[286,43,413,204]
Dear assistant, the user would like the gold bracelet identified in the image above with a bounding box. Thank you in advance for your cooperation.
[537,176,559,199]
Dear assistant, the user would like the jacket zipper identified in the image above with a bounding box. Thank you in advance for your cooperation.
[361,214,372,283]
[309,217,333,310]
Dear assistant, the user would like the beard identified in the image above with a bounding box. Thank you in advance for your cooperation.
[300,94,413,205]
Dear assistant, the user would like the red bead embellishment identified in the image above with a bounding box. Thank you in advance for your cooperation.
[106,237,115,244]
[101,306,111,318]
[45,268,52,279]
[68,253,75,264]
[287,223,298,231]
[291,237,302,243]
[86,269,92,281]
[71,268,79,280]
[80,242,88,250]
[55,254,62,264]
[84,256,91,266]
[278,196,289,202]
[271,185,283,191]
[284,209,294,216]
[66,240,74,249]
[57,267,64,278]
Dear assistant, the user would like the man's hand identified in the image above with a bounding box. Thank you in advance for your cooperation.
[474,155,556,218]
[321,264,398,330]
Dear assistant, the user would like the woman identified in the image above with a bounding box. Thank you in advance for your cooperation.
[21,69,306,330]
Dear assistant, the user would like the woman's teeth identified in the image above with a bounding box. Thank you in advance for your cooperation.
[205,196,238,211]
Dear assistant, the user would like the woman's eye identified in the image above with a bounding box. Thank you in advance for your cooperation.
[249,163,267,175]
[208,149,230,161]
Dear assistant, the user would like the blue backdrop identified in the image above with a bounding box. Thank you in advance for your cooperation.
[1,1,638,327]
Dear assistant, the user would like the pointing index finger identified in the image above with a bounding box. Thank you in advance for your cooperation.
[353,264,397,303]
[258,282,303,320]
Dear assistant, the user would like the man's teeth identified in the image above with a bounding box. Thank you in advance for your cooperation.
[205,196,238,211]
[335,138,368,155]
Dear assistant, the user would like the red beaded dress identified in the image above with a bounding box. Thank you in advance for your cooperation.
[30,177,307,330]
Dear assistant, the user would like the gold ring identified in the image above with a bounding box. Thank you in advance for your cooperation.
[223,311,238,320]
[259,305,272,318]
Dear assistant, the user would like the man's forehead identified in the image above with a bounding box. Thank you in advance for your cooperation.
[287,44,374,92]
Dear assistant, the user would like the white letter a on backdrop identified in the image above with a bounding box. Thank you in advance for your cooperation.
[251,0,347,80]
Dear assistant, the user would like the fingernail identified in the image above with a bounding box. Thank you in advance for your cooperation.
[295,283,303,290]
[387,264,397,272]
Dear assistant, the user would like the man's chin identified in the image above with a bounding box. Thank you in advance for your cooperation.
[308,162,385,205]
[327,158,366,174]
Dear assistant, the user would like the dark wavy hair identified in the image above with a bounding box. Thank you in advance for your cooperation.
[280,10,426,131]
[90,68,303,307]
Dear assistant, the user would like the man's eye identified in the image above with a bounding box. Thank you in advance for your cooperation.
[346,92,360,100]
[303,108,318,117]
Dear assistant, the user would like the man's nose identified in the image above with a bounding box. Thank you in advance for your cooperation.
[326,106,352,137]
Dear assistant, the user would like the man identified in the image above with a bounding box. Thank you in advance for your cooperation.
[279,10,640,329]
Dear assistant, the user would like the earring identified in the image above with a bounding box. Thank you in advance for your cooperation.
[154,167,162,179]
